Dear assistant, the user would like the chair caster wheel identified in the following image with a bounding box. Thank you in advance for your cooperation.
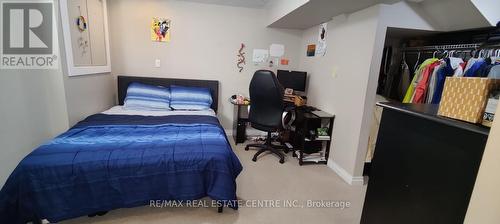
[245,146,249,151]
[252,157,257,162]
[279,159,285,164]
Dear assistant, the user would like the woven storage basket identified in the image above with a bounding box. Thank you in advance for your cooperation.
[438,77,500,124]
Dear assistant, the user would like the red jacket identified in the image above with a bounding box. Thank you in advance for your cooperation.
[413,61,441,103]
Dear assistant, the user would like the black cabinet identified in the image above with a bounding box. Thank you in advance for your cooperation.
[361,102,490,224]
[232,104,249,144]
[290,110,335,165]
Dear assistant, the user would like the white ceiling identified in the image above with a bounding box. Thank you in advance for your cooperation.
[269,0,400,29]
[178,0,492,31]
[417,0,490,31]
[178,0,270,8]
[267,0,491,30]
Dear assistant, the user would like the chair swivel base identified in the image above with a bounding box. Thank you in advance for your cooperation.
[245,143,286,164]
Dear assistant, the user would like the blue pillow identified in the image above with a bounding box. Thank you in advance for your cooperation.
[124,82,171,110]
[170,85,213,110]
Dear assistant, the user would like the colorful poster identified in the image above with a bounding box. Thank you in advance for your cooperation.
[316,22,327,56]
[307,44,316,57]
[151,18,171,42]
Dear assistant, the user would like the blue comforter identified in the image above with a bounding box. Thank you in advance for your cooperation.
[0,114,243,223]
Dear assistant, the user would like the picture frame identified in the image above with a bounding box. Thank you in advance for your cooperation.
[59,0,111,76]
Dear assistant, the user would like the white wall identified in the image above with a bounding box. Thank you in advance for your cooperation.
[298,5,381,184]
[0,70,69,187]
[0,0,69,187]
[465,104,500,223]
[355,1,438,178]
[62,73,115,126]
[298,1,440,184]
[0,0,116,187]
[107,0,303,131]
[56,0,116,126]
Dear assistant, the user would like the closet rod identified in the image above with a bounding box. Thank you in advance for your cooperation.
[402,43,481,52]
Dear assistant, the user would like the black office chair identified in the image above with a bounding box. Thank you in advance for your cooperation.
[245,70,287,164]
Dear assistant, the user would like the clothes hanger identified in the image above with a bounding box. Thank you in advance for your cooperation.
[442,50,449,59]
[414,51,421,72]
[471,48,479,58]
[450,50,457,58]
[383,47,390,75]
[478,49,485,58]
[402,51,407,66]
[463,50,471,60]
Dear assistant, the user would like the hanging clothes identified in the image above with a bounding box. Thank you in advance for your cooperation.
[403,58,438,103]
[386,51,404,99]
[432,58,455,104]
[413,61,441,103]
[448,57,464,70]
[463,57,481,74]
[377,47,392,95]
[474,58,494,77]
[464,58,486,77]
[398,61,411,101]
[477,58,500,77]
[488,65,500,78]
[427,62,445,103]
[453,62,467,77]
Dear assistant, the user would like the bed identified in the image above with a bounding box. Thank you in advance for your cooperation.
[0,76,243,223]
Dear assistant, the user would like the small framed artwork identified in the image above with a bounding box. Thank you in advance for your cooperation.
[307,44,316,57]
[151,18,171,42]
[60,0,111,76]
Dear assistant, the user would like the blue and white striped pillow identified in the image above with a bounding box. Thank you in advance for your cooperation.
[124,82,171,111]
[170,85,213,110]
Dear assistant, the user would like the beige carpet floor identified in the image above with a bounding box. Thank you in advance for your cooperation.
[61,139,367,224]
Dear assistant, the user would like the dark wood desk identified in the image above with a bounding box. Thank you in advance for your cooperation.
[361,102,490,224]
[232,103,335,166]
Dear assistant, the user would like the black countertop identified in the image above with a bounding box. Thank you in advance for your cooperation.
[377,102,490,136]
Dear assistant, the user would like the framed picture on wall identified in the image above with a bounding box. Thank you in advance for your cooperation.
[60,0,111,76]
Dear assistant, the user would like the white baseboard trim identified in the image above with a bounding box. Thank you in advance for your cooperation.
[328,161,365,186]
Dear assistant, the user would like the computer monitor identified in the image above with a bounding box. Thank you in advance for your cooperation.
[277,70,307,93]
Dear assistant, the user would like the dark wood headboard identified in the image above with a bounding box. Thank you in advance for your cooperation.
[117,75,220,113]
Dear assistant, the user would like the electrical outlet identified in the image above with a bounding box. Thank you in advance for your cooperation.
[154,59,161,68]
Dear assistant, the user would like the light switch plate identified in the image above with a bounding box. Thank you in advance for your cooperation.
[331,66,338,78]
[155,59,161,68]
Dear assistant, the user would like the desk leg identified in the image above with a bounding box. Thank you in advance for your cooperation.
[299,151,304,166]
